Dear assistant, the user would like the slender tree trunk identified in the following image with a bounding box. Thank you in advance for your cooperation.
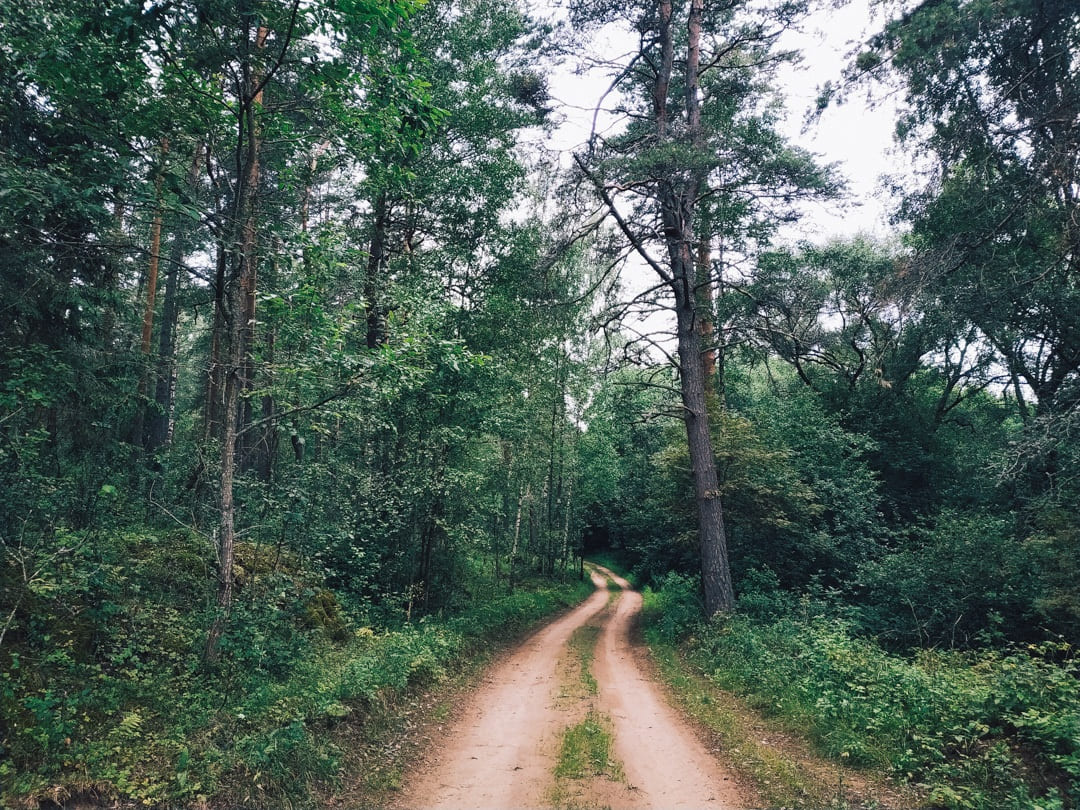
[238,74,266,471]
[205,239,228,441]
[148,145,203,452]
[299,140,329,236]
[206,296,244,660]
[146,228,184,451]
[365,191,389,348]
[547,355,560,549]
[653,0,674,135]
[255,329,277,480]
[510,484,527,591]
[561,477,574,570]
[206,23,268,663]
[140,170,166,360]
[131,156,166,446]
[529,504,537,573]
[100,190,127,347]
[247,244,278,480]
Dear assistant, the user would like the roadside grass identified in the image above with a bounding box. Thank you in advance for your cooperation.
[604,577,619,603]
[641,572,1079,810]
[644,629,913,809]
[569,623,601,695]
[0,542,594,810]
[326,643,496,806]
[693,614,1076,810]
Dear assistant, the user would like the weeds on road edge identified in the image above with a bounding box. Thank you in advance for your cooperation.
[2,554,594,809]
[556,711,624,782]
[642,571,1080,810]
[570,623,601,696]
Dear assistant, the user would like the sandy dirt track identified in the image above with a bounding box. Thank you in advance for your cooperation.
[593,568,745,809]
[392,568,748,810]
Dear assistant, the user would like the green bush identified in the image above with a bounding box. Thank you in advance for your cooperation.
[0,524,592,808]
[642,571,703,642]
[735,566,797,620]
[857,512,1042,648]
[646,574,1080,810]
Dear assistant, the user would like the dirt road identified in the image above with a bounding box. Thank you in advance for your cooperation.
[393,567,748,810]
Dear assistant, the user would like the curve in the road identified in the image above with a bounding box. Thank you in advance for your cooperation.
[393,567,748,810]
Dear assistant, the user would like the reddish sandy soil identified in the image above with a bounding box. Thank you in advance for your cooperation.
[391,568,751,810]
[594,568,746,809]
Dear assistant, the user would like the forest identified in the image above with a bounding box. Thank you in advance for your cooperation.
[1,0,1079,807]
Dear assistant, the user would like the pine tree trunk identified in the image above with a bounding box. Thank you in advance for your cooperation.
[205,239,228,442]
[672,260,734,614]
[365,191,389,348]
[663,0,734,615]
[148,146,203,452]
[131,158,166,446]
[206,23,268,662]
[696,241,716,382]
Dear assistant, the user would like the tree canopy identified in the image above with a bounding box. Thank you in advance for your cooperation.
[2,0,1080,806]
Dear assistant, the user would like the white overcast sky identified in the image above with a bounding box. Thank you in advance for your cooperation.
[773,1,905,240]
[541,0,907,243]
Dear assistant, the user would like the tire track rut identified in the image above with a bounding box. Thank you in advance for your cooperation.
[593,566,745,809]
[393,567,748,809]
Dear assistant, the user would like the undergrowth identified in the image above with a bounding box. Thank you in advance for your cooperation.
[0,527,592,808]
[642,571,1080,810]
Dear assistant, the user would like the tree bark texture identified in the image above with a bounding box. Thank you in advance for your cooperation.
[148,145,203,452]
[206,22,269,662]
[130,159,165,446]
[672,250,735,614]
[205,239,228,442]
[660,0,734,614]
[365,190,389,348]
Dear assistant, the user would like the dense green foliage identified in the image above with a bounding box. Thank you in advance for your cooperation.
[3,0,1080,805]
[644,575,1079,810]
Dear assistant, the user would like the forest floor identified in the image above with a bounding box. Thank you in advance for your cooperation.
[344,566,920,810]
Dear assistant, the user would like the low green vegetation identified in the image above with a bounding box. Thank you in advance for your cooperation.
[0,528,591,807]
[568,623,601,696]
[644,573,1080,810]
[555,711,623,782]
[644,635,880,809]
[551,606,624,810]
